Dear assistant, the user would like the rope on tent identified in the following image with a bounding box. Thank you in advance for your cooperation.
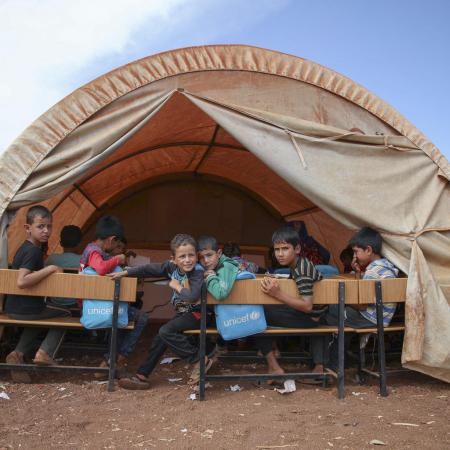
[285,130,307,169]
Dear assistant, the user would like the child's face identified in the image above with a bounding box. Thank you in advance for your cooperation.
[352,245,373,268]
[103,236,121,253]
[198,248,222,271]
[173,243,197,273]
[25,215,52,245]
[110,241,126,256]
[273,240,300,267]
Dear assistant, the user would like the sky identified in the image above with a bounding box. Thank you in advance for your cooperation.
[0,0,449,160]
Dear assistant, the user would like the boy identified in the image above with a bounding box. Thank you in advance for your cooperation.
[79,216,126,275]
[46,225,82,269]
[5,205,71,381]
[326,227,399,329]
[256,226,324,379]
[186,235,241,383]
[198,236,240,300]
[110,234,205,390]
[103,236,148,374]
[46,225,83,306]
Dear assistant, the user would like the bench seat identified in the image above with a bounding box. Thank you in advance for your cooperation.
[0,313,135,330]
[184,325,355,335]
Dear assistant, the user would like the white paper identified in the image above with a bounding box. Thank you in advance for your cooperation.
[168,378,183,382]
[275,379,296,394]
[160,357,180,365]
[0,392,10,400]
[189,393,197,401]
[229,384,242,392]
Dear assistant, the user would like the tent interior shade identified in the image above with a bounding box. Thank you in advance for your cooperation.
[1,45,449,383]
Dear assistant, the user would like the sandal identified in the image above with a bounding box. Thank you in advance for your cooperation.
[118,375,150,390]
[188,357,214,385]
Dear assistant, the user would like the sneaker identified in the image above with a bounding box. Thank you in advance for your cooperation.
[6,351,31,383]
[33,349,57,365]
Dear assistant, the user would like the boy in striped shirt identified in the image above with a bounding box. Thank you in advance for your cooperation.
[325,227,398,370]
[256,226,325,380]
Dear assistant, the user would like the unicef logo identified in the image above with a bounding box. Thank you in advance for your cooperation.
[249,311,260,320]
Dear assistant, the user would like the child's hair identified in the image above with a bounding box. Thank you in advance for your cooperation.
[197,235,219,252]
[95,216,124,240]
[222,242,241,258]
[170,234,197,254]
[60,225,82,248]
[272,226,300,247]
[26,205,52,224]
[339,246,353,263]
[348,227,382,254]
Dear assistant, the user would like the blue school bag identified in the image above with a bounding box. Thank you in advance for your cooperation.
[80,266,129,329]
[214,271,267,340]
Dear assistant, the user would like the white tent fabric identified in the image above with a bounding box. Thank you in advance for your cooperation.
[0,45,449,382]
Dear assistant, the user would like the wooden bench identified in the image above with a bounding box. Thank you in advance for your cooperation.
[194,278,359,400]
[355,278,407,396]
[0,269,137,391]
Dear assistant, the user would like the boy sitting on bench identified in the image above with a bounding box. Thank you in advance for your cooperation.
[325,227,398,369]
[109,234,205,390]
[256,226,325,380]
[5,205,71,381]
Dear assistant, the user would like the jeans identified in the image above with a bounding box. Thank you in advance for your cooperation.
[137,311,211,377]
[254,305,325,365]
[8,305,71,358]
[105,306,149,360]
[325,305,374,369]
[117,306,148,357]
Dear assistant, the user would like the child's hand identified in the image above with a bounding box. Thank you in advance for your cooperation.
[125,250,137,259]
[115,254,127,265]
[107,270,128,280]
[169,278,182,293]
[204,269,216,279]
[351,257,361,273]
[261,276,281,299]
[47,265,61,273]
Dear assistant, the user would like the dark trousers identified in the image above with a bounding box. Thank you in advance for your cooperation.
[137,311,211,377]
[8,305,71,358]
[325,305,374,368]
[254,305,325,365]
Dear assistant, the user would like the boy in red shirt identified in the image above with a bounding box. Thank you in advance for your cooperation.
[79,216,126,274]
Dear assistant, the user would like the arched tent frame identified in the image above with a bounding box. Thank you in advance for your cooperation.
[0,45,449,382]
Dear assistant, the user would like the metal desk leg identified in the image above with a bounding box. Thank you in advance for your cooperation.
[199,284,207,401]
[108,279,121,392]
[375,281,388,397]
[337,281,345,399]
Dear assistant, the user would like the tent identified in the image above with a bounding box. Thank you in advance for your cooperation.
[0,45,449,382]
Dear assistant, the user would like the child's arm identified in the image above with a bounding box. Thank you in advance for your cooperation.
[17,265,59,289]
[108,261,171,280]
[88,252,125,276]
[205,264,239,301]
[260,276,313,313]
[171,269,204,303]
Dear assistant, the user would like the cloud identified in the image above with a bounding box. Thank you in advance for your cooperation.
[0,0,191,152]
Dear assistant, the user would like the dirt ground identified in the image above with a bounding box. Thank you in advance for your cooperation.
[0,329,449,450]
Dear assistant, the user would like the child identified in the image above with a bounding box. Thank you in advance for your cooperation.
[79,216,126,275]
[46,225,82,268]
[187,235,241,382]
[198,236,240,300]
[5,205,71,381]
[110,234,205,390]
[46,225,83,306]
[339,246,354,274]
[256,226,325,380]
[325,227,399,370]
[104,236,148,374]
[222,241,260,273]
[326,227,399,328]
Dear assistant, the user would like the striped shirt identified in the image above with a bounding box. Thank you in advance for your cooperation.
[290,257,323,315]
[360,258,399,327]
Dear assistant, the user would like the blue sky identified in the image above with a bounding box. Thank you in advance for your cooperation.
[1,0,449,160]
